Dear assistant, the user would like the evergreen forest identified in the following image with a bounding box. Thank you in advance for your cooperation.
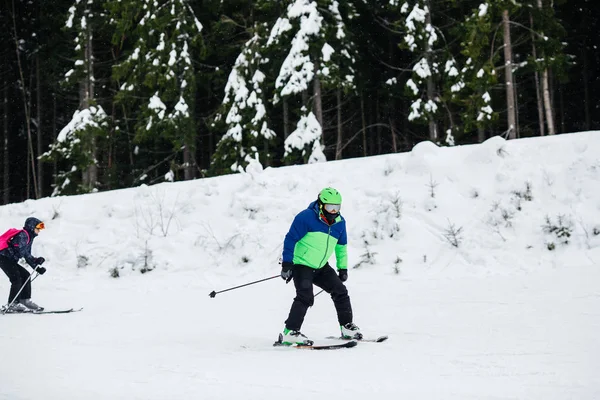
[0,0,598,204]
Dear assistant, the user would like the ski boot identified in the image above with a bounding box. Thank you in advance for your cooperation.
[276,328,314,346]
[340,322,363,340]
[2,302,30,313]
[20,299,44,311]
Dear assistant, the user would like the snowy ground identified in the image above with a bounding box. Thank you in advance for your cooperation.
[1,131,599,399]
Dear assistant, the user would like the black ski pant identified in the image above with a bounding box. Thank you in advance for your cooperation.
[285,263,353,331]
[0,256,31,303]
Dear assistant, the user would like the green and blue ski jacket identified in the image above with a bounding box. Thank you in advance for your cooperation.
[282,201,348,270]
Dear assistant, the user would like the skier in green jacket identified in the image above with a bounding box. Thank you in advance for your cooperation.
[278,187,362,345]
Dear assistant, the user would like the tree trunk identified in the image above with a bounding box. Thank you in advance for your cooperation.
[502,10,517,139]
[389,117,398,153]
[425,0,438,142]
[541,69,555,135]
[537,0,555,136]
[477,126,486,143]
[313,74,323,127]
[376,99,382,154]
[335,88,342,160]
[52,94,58,190]
[387,25,399,152]
[369,99,375,156]
[2,79,9,205]
[283,98,290,139]
[36,53,43,196]
[360,95,367,157]
[11,0,38,199]
[401,98,410,149]
[81,26,98,190]
[183,146,193,180]
[530,12,545,136]
[121,105,134,168]
[514,75,520,139]
[107,101,115,189]
[263,138,270,167]
[582,41,591,130]
[183,89,195,180]
[559,80,565,133]
[208,125,214,168]
[313,74,325,160]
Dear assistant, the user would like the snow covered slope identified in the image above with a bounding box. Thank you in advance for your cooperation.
[1,132,599,399]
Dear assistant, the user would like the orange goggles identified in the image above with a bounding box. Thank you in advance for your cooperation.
[35,222,45,230]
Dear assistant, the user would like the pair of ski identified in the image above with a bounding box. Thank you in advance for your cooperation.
[274,335,388,350]
[1,307,83,315]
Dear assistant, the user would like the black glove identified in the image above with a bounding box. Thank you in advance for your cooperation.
[36,266,47,275]
[34,257,45,266]
[281,262,294,283]
[338,269,348,282]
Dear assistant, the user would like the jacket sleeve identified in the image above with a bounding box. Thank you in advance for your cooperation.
[335,222,348,270]
[282,213,309,264]
[11,232,37,268]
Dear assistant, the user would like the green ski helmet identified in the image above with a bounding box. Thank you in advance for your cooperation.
[318,187,342,205]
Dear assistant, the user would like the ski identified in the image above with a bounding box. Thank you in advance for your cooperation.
[326,335,388,343]
[33,307,83,314]
[274,340,358,350]
[2,307,83,315]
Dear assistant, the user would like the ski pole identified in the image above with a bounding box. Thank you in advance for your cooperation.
[2,268,39,314]
[209,275,279,298]
[314,289,325,298]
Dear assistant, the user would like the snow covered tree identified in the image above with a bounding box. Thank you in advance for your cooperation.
[454,0,567,140]
[109,0,203,182]
[527,0,568,136]
[41,107,109,195]
[392,0,464,145]
[455,2,499,142]
[267,0,358,164]
[211,23,277,175]
[43,0,110,195]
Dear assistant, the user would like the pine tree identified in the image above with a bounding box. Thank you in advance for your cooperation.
[391,0,464,145]
[41,0,110,195]
[109,0,204,183]
[267,0,359,164]
[454,0,568,140]
[211,23,277,175]
[526,0,568,136]
[454,2,499,142]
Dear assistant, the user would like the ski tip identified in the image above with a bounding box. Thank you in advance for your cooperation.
[273,333,284,347]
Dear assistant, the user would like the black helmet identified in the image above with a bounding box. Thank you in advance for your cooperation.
[24,217,44,232]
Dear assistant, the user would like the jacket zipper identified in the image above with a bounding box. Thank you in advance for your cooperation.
[317,225,332,268]
[314,203,338,269]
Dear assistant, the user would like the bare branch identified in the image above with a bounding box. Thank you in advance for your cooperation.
[340,123,391,152]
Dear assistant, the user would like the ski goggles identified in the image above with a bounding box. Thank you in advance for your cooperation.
[35,222,45,230]
[323,203,341,214]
